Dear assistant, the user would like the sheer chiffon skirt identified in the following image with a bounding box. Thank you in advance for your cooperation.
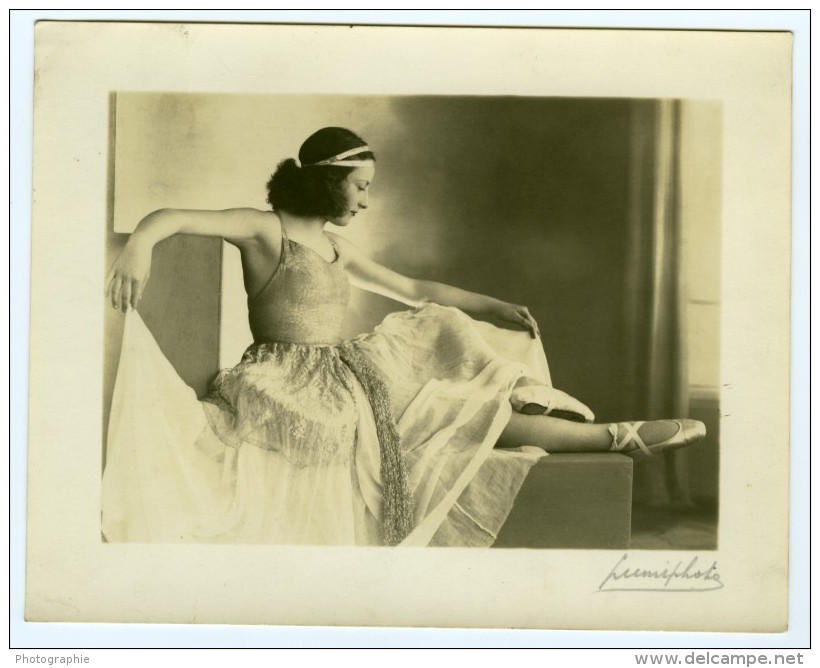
[102,304,583,547]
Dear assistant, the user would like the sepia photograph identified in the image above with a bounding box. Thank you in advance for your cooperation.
[102,93,720,551]
[19,16,798,640]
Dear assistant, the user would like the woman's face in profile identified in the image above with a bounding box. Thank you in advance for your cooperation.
[329,163,375,226]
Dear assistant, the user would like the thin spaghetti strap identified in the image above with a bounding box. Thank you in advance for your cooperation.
[278,216,289,259]
[326,234,340,262]
[248,215,287,302]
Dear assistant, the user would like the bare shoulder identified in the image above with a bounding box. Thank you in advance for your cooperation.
[234,208,282,246]
[233,207,279,232]
[326,232,364,259]
[325,231,398,282]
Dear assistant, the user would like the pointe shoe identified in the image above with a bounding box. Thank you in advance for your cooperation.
[608,419,706,459]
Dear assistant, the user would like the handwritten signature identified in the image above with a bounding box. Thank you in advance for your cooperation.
[598,553,724,592]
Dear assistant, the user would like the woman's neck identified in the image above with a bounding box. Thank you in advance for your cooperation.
[277,211,327,243]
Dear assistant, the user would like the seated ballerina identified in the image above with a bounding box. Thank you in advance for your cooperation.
[102,126,706,547]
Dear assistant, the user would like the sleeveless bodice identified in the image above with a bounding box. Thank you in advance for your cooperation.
[247,235,350,344]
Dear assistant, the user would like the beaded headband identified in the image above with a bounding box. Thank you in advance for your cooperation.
[302,145,373,167]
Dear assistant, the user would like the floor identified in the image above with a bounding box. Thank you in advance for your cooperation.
[629,499,718,550]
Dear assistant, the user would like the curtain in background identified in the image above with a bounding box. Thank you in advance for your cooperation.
[624,100,693,507]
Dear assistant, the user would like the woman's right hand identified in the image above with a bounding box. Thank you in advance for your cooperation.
[105,237,153,311]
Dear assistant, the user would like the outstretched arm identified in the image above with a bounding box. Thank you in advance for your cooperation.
[330,234,540,338]
[106,208,277,311]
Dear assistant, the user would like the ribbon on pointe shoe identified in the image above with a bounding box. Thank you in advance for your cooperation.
[608,420,706,458]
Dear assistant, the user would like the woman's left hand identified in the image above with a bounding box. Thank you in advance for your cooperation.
[495,302,540,339]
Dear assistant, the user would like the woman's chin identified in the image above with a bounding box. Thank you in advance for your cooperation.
[328,214,354,227]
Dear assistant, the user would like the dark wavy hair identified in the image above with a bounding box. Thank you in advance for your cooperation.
[266,127,375,218]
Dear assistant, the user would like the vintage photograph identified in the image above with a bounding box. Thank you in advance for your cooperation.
[102,93,721,550]
[23,20,793,634]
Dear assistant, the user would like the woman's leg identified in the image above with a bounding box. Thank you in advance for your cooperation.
[497,412,610,451]
[497,412,688,453]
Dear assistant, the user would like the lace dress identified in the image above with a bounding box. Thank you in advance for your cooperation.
[102,231,588,546]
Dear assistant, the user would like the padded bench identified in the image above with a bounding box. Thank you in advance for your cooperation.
[493,453,633,549]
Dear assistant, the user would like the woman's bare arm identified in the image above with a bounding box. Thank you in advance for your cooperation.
[125,208,274,247]
[330,233,540,337]
[106,208,278,311]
